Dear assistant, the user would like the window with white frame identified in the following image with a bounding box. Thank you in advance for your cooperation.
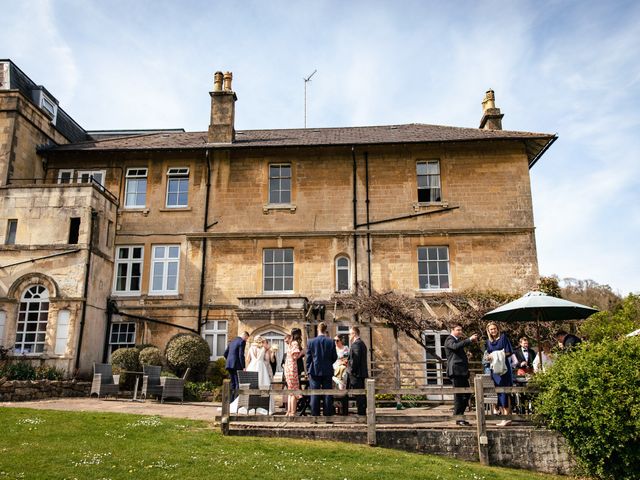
[58,169,74,184]
[124,168,148,208]
[335,256,350,292]
[417,160,441,203]
[77,170,106,187]
[54,309,70,355]
[418,246,450,290]
[150,245,180,294]
[336,324,351,347]
[268,164,291,204]
[113,246,143,295]
[202,320,227,360]
[109,322,136,356]
[263,248,293,293]
[166,167,189,208]
[15,285,49,354]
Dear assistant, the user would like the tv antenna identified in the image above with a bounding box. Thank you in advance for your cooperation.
[304,69,317,128]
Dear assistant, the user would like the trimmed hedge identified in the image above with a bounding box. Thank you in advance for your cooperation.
[165,333,210,379]
[110,347,141,388]
[139,346,163,367]
[534,337,640,479]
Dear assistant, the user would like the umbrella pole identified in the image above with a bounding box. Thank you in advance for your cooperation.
[535,310,544,373]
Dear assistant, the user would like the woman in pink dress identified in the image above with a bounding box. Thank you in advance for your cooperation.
[284,329,304,416]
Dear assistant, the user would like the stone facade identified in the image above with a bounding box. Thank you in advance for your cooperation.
[0,378,91,401]
[0,62,555,378]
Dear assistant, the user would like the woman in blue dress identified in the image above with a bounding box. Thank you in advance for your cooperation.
[485,322,513,425]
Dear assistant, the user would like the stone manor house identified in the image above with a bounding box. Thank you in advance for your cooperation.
[0,60,556,381]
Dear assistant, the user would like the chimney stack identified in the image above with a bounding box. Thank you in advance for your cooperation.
[479,89,503,130]
[208,70,237,143]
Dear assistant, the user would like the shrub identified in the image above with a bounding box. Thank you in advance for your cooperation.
[184,380,218,401]
[0,361,36,380]
[111,347,141,389]
[534,337,640,479]
[205,358,228,386]
[138,346,163,367]
[165,334,210,379]
[35,365,65,380]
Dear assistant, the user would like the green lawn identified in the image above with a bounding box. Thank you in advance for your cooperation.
[0,407,564,480]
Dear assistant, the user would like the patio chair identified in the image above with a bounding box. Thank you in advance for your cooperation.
[90,363,120,399]
[140,365,162,400]
[160,368,191,404]
[237,370,270,412]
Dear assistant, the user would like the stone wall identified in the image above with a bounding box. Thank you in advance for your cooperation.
[231,425,576,475]
[0,378,90,401]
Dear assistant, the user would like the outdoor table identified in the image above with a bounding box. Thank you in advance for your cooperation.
[123,370,145,402]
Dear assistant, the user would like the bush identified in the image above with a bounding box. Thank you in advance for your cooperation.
[534,337,640,479]
[35,365,65,380]
[138,346,163,367]
[0,361,36,380]
[184,381,219,401]
[205,358,228,386]
[111,347,141,389]
[165,334,210,379]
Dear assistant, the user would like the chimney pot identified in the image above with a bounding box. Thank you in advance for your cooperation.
[223,72,233,91]
[482,89,496,112]
[213,72,223,92]
[479,89,503,131]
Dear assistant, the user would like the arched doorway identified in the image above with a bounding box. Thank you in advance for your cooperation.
[261,330,286,372]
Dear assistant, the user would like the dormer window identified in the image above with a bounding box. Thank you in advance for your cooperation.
[33,88,58,124]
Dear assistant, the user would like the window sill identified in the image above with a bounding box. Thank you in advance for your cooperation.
[263,203,297,214]
[146,293,182,300]
[260,292,296,296]
[413,201,449,211]
[111,292,142,298]
[415,288,453,296]
[121,208,150,215]
[159,207,191,212]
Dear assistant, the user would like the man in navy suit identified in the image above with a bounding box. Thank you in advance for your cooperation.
[306,322,337,416]
[224,331,249,399]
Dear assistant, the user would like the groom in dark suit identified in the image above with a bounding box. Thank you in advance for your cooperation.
[224,331,249,399]
[444,324,478,426]
[306,322,337,416]
[347,325,369,416]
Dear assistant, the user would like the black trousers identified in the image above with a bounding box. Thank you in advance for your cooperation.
[348,376,367,415]
[451,375,470,415]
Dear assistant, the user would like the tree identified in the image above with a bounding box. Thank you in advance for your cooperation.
[580,294,640,342]
[538,275,561,298]
[560,277,622,311]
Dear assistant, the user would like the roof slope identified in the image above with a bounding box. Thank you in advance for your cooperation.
[44,123,556,167]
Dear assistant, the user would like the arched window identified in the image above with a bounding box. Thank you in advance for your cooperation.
[15,285,49,354]
[335,256,350,292]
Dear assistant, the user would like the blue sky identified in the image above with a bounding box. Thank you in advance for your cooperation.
[3,0,639,295]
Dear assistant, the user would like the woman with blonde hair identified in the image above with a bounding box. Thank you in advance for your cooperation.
[246,335,273,388]
[484,322,514,426]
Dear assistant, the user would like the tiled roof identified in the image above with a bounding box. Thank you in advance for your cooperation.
[44,123,556,167]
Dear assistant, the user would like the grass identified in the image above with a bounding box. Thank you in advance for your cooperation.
[0,407,565,480]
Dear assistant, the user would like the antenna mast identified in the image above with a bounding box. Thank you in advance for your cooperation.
[304,69,317,128]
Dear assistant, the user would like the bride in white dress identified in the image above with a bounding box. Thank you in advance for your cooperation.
[229,335,274,414]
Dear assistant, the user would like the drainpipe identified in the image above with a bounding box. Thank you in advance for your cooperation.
[351,147,358,290]
[197,149,212,334]
[102,299,116,363]
[364,151,372,295]
[364,151,375,371]
[75,209,96,371]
